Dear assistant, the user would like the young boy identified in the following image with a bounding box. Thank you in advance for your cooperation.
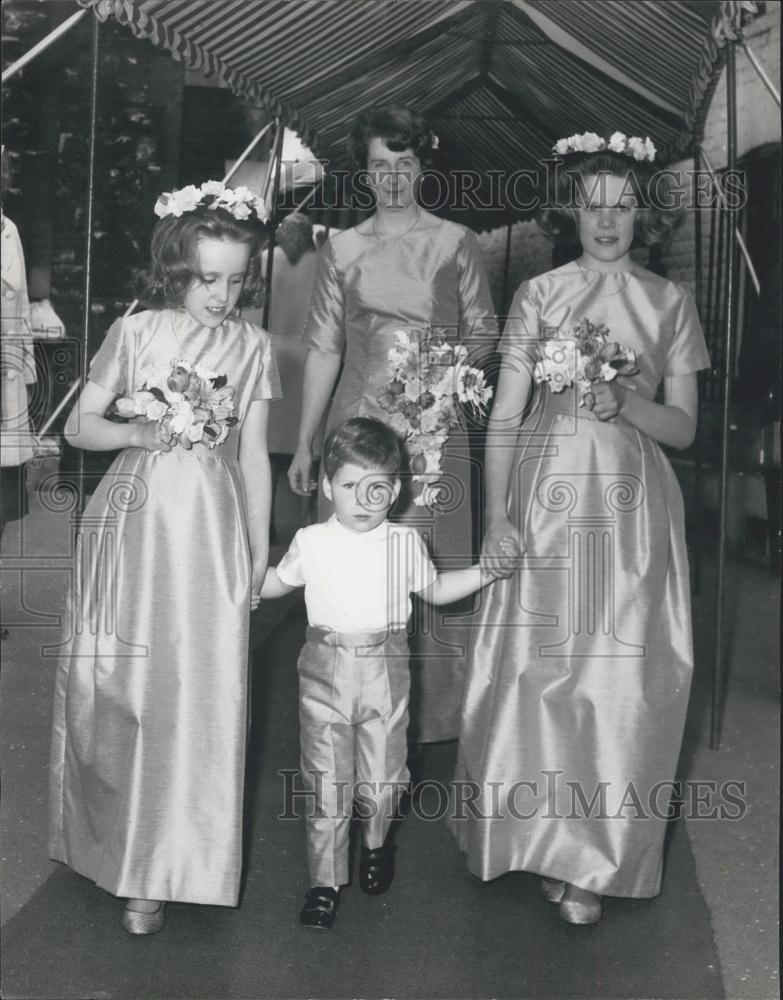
[260,417,516,929]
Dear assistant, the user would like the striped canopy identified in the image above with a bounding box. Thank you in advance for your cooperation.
[80,0,725,225]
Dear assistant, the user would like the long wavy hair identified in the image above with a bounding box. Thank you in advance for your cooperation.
[138,206,265,309]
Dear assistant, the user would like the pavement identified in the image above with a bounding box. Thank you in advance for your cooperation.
[1,456,779,1000]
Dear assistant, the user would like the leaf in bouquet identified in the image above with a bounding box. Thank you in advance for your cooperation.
[225,416,239,426]
[147,385,168,404]
[210,374,228,390]
[203,424,218,439]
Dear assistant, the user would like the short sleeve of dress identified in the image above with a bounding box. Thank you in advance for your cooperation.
[89,317,131,395]
[302,240,346,354]
[275,530,306,588]
[456,228,498,348]
[664,286,711,376]
[406,528,438,594]
[251,332,283,401]
[498,280,543,369]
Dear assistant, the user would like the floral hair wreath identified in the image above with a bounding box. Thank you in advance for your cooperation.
[153,180,269,223]
[430,132,439,151]
[553,131,657,163]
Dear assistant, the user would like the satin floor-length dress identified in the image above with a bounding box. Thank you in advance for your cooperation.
[451,262,710,898]
[49,308,281,905]
[303,217,497,743]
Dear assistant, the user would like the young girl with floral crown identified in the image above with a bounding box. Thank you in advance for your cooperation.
[49,182,280,934]
[451,133,710,924]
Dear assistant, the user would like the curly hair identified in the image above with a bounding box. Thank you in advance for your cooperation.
[537,150,683,249]
[322,417,403,481]
[348,105,437,170]
[138,206,265,309]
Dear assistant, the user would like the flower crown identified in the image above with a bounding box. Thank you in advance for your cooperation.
[430,132,439,151]
[153,180,269,222]
[553,132,656,163]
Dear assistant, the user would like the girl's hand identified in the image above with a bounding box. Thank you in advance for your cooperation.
[288,444,317,497]
[250,558,267,611]
[591,381,625,422]
[131,419,174,452]
[481,518,524,577]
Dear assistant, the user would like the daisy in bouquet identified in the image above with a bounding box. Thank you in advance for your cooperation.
[533,318,639,409]
[112,359,238,449]
[377,326,493,508]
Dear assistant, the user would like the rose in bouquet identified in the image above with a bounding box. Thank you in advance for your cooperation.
[113,358,238,449]
[377,326,493,508]
[533,318,639,409]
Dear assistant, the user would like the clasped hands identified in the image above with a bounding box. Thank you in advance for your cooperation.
[480,523,523,581]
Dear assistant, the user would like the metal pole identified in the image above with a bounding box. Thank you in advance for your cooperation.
[500,217,513,315]
[700,146,761,295]
[77,15,100,515]
[692,148,704,596]
[740,40,781,106]
[711,44,739,750]
[1,9,87,83]
[222,120,274,185]
[262,119,285,330]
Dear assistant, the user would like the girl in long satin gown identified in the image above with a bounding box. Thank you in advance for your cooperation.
[288,105,497,744]
[49,187,280,934]
[451,138,710,924]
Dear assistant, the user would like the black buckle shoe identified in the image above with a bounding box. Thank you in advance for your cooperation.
[299,886,339,929]
[359,843,396,895]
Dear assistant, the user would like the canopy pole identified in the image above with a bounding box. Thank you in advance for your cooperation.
[222,120,274,185]
[740,40,781,106]
[692,148,704,598]
[711,43,740,752]
[262,119,285,330]
[700,147,761,295]
[500,217,513,316]
[1,9,87,84]
[77,14,101,515]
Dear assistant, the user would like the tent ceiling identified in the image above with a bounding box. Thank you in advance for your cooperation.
[81,0,724,225]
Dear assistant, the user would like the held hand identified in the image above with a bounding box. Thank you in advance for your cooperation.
[250,559,267,611]
[132,419,174,453]
[287,444,317,497]
[481,519,523,580]
[591,381,625,422]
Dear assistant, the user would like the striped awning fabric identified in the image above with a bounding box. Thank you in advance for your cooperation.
[79,0,723,224]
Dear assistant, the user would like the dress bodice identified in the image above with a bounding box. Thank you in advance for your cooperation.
[88,309,281,461]
[500,262,710,403]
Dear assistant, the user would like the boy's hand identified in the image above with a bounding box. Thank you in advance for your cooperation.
[480,535,519,581]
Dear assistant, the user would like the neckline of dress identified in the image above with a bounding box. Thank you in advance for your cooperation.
[360,207,423,242]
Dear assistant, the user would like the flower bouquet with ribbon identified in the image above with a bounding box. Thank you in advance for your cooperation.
[533,318,639,409]
[377,326,493,508]
[112,359,238,449]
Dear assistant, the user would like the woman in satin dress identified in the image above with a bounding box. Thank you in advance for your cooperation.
[450,138,710,924]
[288,106,497,744]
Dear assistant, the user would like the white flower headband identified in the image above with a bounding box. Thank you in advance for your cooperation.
[153,180,269,222]
[553,132,657,163]
[430,132,439,151]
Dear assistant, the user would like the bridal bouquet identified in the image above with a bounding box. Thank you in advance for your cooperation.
[377,326,493,508]
[113,359,238,449]
[533,318,639,409]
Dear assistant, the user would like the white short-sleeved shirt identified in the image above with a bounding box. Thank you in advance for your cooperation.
[276,515,438,632]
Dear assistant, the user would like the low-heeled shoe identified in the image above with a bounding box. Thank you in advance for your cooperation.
[359,843,395,895]
[559,890,602,925]
[540,877,566,903]
[299,886,339,929]
[122,901,166,935]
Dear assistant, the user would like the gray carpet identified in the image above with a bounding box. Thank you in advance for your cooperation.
[1,604,725,1000]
